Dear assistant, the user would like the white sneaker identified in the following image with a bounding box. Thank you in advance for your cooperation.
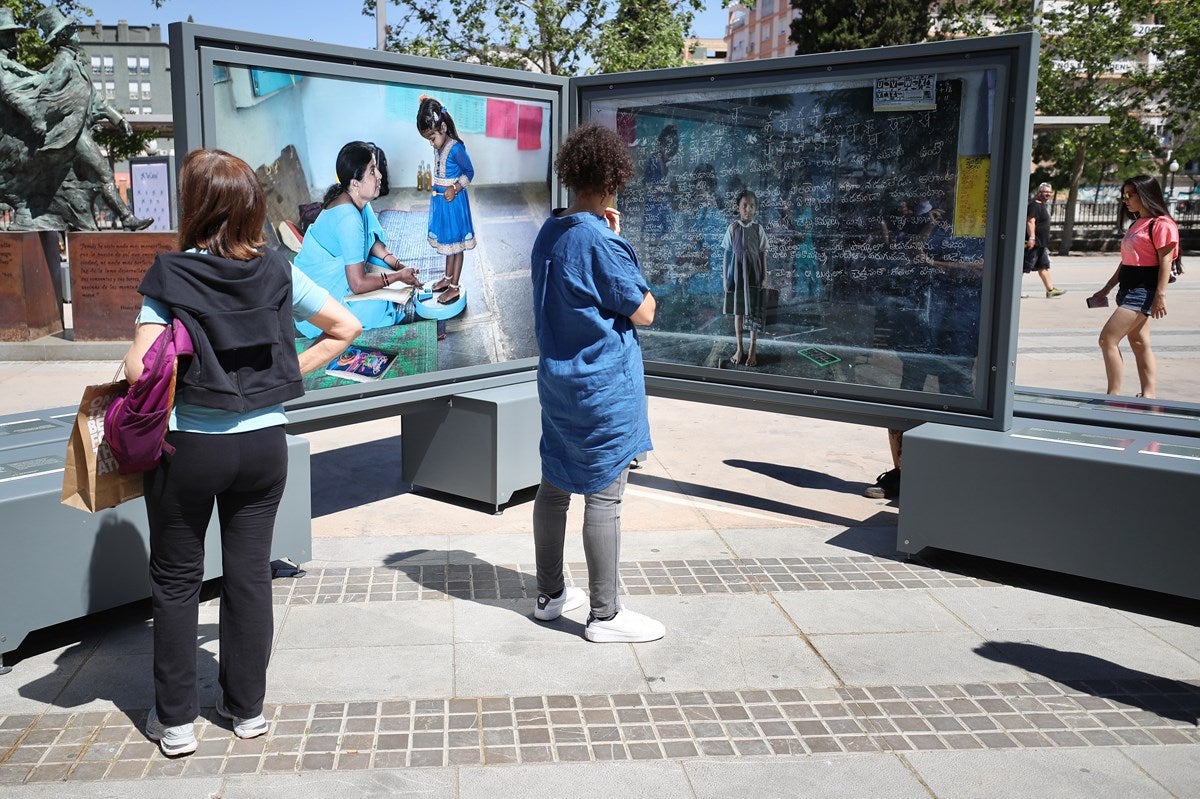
[585,607,665,643]
[216,693,269,739]
[145,706,197,757]
[534,586,587,621]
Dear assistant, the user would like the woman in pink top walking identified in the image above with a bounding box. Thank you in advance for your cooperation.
[1090,174,1180,398]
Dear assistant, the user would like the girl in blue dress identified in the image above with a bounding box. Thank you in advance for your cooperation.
[417,96,477,306]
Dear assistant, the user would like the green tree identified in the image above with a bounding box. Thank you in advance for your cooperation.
[595,0,701,74]
[94,125,162,170]
[363,0,606,75]
[2,0,90,67]
[943,0,1159,253]
[364,0,704,76]
[789,0,934,55]
[1147,0,1200,186]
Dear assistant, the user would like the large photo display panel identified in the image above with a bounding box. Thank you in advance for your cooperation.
[207,57,553,390]
[586,61,1005,407]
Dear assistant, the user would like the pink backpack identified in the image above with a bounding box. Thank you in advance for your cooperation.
[104,319,194,474]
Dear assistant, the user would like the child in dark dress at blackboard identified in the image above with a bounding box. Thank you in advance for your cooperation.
[722,189,768,367]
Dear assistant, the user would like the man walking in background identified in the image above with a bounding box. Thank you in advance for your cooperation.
[1024,182,1066,298]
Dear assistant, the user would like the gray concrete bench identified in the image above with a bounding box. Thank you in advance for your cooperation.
[401,382,542,513]
[899,419,1200,600]
[0,415,312,663]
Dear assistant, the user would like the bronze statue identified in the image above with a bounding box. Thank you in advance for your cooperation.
[0,5,152,231]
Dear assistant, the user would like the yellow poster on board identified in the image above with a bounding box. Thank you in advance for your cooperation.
[954,156,990,237]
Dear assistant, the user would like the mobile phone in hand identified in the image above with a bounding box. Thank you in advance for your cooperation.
[1086,295,1109,309]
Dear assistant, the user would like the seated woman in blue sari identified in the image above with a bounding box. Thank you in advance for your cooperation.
[294,141,420,338]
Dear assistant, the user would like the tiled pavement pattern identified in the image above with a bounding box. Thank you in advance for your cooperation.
[3,353,1199,796]
[3,681,1199,783]
[270,557,1003,605]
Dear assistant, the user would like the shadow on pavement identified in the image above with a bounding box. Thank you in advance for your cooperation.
[309,436,409,516]
[724,458,873,494]
[628,470,869,527]
[974,641,1200,726]
[380,548,586,638]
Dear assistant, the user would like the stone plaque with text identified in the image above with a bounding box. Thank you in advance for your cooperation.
[0,233,63,341]
[67,232,176,341]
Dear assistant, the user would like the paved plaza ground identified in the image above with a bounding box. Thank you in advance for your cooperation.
[0,254,1196,797]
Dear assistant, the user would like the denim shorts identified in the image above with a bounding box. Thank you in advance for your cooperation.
[1115,285,1154,316]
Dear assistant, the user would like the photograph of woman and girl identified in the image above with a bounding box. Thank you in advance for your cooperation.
[209,64,551,376]
[295,95,477,337]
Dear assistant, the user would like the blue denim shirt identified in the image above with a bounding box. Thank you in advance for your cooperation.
[531,211,653,494]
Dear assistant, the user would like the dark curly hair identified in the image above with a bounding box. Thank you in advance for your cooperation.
[554,122,634,195]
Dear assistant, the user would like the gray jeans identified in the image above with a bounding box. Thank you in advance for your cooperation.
[533,468,629,619]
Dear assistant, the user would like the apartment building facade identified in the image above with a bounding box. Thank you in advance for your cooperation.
[725,0,798,62]
[75,20,173,154]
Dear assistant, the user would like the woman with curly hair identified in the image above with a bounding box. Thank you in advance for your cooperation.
[529,122,663,644]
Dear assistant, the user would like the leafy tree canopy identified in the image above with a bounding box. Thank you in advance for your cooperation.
[789,0,933,55]
[363,0,703,76]
[1145,0,1200,170]
[596,0,701,74]
[943,0,1161,250]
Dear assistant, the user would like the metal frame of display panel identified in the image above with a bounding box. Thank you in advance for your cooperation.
[170,26,1037,433]
[573,33,1039,432]
[169,23,570,164]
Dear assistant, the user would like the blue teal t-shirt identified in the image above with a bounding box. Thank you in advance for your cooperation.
[137,263,329,434]
[531,211,653,494]
[293,202,396,337]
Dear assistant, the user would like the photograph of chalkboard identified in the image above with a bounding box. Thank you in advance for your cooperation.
[586,63,1001,402]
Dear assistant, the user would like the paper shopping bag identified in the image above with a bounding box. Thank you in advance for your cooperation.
[60,381,144,513]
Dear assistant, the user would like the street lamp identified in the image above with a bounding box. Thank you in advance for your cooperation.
[1168,159,1179,200]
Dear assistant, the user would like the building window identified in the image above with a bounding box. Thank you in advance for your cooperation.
[93,80,102,94]
[104,81,115,100]
[142,106,153,115]
[140,57,151,74]
[127,56,137,73]
[761,24,770,40]
[129,81,139,100]
[91,56,101,75]
[141,82,151,100]
[102,55,113,75]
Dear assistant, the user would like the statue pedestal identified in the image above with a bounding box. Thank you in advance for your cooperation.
[0,232,64,341]
[66,232,176,341]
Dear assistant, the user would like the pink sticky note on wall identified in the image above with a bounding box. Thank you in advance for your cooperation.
[517,104,543,150]
[486,98,517,139]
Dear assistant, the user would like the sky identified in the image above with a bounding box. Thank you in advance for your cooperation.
[80,0,732,52]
